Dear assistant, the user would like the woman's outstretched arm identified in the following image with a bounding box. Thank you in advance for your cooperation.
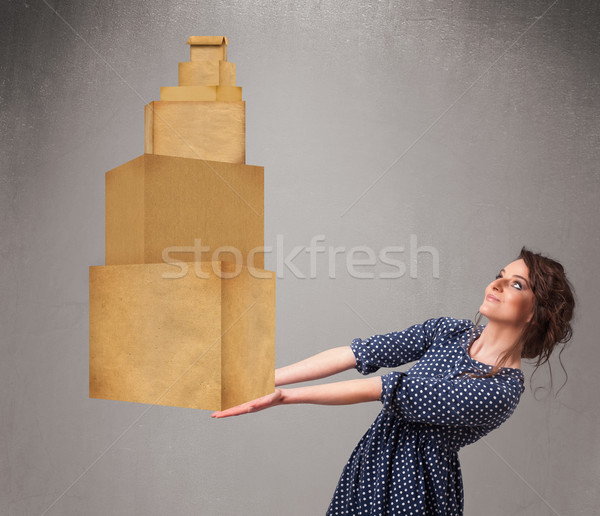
[283,377,382,405]
[211,377,382,419]
[275,346,357,386]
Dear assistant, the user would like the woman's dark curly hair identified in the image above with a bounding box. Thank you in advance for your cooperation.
[468,247,576,394]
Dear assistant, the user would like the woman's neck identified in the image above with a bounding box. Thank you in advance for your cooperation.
[470,321,524,369]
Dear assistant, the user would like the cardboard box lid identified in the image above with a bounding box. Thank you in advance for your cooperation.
[186,36,229,46]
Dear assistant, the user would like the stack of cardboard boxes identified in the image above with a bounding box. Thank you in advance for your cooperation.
[89,37,275,411]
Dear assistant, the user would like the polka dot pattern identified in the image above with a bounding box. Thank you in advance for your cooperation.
[327,317,525,515]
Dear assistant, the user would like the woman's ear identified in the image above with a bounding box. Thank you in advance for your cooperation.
[525,295,535,324]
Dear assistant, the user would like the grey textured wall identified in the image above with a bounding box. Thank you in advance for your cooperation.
[1,1,599,515]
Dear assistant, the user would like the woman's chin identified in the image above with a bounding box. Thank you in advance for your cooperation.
[479,306,495,322]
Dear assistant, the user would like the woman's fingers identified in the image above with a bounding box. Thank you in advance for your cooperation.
[211,403,255,418]
[211,389,282,419]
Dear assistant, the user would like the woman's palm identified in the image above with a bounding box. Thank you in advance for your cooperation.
[211,388,284,418]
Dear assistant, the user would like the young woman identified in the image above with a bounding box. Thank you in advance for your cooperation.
[212,247,576,515]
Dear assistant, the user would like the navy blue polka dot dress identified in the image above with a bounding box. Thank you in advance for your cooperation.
[326,317,525,516]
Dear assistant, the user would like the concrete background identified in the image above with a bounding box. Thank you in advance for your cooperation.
[1,1,598,514]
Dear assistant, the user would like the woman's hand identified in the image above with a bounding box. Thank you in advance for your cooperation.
[211,388,284,418]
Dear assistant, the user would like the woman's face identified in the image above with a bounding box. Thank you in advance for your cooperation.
[479,258,535,327]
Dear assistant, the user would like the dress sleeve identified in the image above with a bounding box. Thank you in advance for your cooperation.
[351,317,455,374]
[379,371,524,427]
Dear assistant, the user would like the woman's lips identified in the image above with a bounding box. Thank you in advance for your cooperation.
[486,294,500,302]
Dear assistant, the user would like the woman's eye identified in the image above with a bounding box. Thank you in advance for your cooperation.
[495,273,523,290]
